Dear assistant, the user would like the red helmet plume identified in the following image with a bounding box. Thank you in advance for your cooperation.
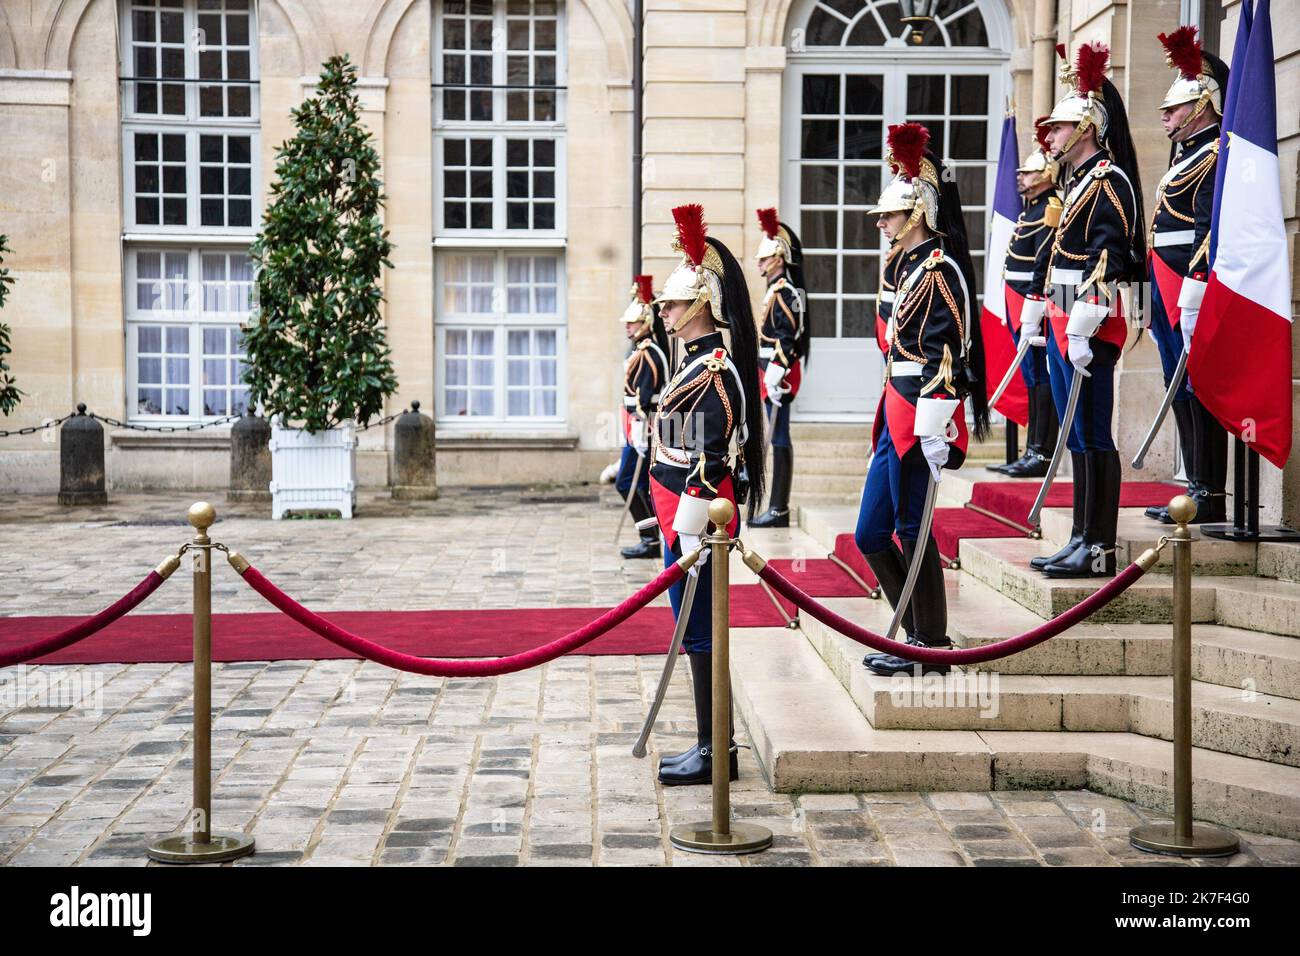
[1034,117,1052,152]
[886,122,929,181]
[633,275,654,305]
[1159,25,1203,81]
[671,204,708,268]
[1075,41,1110,97]
[756,207,780,240]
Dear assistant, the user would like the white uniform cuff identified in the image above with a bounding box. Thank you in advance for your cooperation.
[764,362,787,390]
[914,396,960,438]
[1177,277,1207,311]
[672,492,712,535]
[1066,298,1109,338]
[1020,297,1046,327]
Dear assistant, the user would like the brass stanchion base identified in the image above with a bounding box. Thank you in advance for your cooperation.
[670,822,772,855]
[1129,823,1239,858]
[147,831,255,864]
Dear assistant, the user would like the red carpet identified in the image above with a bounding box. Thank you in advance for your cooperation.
[932,507,1022,561]
[766,558,874,597]
[969,480,1184,529]
[0,584,796,666]
[832,535,880,588]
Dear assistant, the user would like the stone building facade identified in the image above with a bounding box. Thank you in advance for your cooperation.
[0,0,1295,522]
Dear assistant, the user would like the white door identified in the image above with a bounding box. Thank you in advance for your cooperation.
[782,0,1011,421]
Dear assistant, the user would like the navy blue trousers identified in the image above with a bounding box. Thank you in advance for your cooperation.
[615,443,649,499]
[664,535,714,653]
[1149,276,1192,403]
[1046,333,1119,453]
[854,403,929,554]
[763,397,792,448]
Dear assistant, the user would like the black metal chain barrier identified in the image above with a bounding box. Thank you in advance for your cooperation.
[0,411,75,437]
[1,403,414,439]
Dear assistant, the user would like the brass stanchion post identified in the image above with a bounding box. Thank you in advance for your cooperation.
[148,502,255,864]
[670,499,772,855]
[1130,495,1239,857]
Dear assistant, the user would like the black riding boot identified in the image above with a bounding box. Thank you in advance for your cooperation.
[750,445,793,528]
[1032,450,1087,569]
[1148,400,1197,523]
[1188,396,1228,524]
[864,536,951,676]
[1043,449,1119,578]
[658,651,738,786]
[1005,385,1055,478]
[620,488,661,559]
[861,542,915,661]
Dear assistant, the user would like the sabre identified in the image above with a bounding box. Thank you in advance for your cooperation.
[1131,347,1188,470]
[632,562,700,758]
[883,474,939,643]
[988,335,1041,408]
[613,447,646,543]
[1027,368,1084,528]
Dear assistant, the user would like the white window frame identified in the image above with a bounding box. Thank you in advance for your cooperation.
[119,0,261,125]
[124,245,254,422]
[434,249,567,426]
[119,0,261,237]
[432,0,567,238]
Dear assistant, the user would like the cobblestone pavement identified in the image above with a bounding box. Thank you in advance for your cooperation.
[1,486,1297,866]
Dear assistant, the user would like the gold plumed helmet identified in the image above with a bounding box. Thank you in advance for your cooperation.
[620,275,655,327]
[868,123,941,240]
[1158,26,1224,133]
[653,204,728,327]
[1039,42,1111,158]
[754,208,795,262]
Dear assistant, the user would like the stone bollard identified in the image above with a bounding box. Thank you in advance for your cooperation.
[58,404,107,506]
[228,412,271,502]
[391,400,437,500]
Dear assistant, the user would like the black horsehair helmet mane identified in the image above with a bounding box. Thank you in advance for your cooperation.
[778,220,812,366]
[707,235,767,519]
[927,149,991,442]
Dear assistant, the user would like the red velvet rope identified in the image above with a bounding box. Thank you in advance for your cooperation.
[757,559,1148,664]
[0,571,167,668]
[236,559,687,677]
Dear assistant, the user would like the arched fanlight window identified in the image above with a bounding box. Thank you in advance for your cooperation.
[803,0,989,48]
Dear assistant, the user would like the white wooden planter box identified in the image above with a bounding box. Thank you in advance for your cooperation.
[268,420,357,519]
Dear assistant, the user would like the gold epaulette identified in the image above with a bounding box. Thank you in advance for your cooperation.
[1044,195,1063,229]
[636,338,650,350]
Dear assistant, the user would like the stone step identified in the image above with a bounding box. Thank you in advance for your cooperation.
[1260,543,1300,584]
[1037,510,1258,576]
[783,453,871,478]
[806,618,1300,765]
[788,422,871,443]
[794,575,1300,692]
[730,626,1300,839]
[789,474,864,497]
[782,439,872,461]
[958,536,1217,625]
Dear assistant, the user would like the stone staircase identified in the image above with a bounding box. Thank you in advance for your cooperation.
[783,422,1007,508]
[728,467,1300,839]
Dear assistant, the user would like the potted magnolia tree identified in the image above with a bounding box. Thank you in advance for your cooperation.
[0,235,21,417]
[244,55,398,519]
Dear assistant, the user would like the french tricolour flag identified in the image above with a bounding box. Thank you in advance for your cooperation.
[979,113,1028,426]
[1189,0,1293,469]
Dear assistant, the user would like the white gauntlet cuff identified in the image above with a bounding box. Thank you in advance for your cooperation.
[1177,277,1207,311]
[1065,298,1109,338]
[672,492,712,535]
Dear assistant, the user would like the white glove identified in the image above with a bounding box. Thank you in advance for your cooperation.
[678,532,708,576]
[1019,297,1046,341]
[1066,334,1093,375]
[599,462,619,483]
[767,388,783,408]
[920,435,949,483]
[1180,307,1198,353]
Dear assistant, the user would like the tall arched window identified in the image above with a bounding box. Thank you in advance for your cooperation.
[783,0,1011,419]
[119,0,260,421]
